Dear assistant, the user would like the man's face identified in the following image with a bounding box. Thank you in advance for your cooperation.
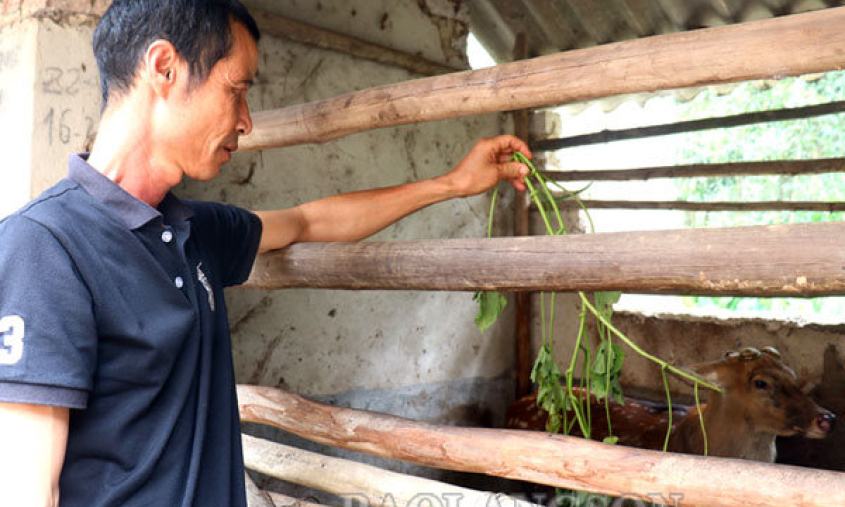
[162,21,258,182]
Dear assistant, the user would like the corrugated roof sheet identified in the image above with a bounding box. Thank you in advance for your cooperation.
[471,0,844,63]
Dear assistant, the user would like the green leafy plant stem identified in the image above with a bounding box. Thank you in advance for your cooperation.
[515,152,566,234]
[565,304,591,437]
[661,366,673,452]
[604,332,613,437]
[695,382,709,456]
[579,293,721,392]
[477,151,719,454]
[487,187,499,239]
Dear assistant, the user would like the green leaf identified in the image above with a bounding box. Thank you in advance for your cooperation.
[603,436,619,445]
[594,291,622,310]
[551,181,593,201]
[591,376,609,399]
[593,341,625,376]
[473,291,507,334]
[590,341,626,404]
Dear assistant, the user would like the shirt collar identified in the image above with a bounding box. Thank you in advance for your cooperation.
[68,153,194,230]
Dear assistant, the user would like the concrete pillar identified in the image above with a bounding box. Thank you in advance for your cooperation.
[0,1,104,218]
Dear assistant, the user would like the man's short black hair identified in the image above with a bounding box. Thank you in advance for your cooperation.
[93,0,260,107]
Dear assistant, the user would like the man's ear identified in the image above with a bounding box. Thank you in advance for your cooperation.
[144,39,182,98]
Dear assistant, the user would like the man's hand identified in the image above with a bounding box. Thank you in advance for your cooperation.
[439,134,532,197]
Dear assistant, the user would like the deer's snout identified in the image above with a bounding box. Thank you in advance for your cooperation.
[816,412,836,434]
[804,410,837,438]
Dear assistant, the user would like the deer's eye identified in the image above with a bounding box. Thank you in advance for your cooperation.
[754,379,769,390]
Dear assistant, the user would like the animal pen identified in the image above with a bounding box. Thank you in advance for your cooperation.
[233,7,845,507]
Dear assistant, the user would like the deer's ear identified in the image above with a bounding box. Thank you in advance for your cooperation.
[687,361,727,388]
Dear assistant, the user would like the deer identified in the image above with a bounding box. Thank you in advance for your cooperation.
[506,346,836,462]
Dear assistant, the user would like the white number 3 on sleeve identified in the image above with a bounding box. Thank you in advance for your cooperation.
[0,315,25,366]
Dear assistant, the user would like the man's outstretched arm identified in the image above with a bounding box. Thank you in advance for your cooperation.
[255,135,531,253]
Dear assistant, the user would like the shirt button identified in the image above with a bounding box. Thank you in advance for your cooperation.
[162,230,173,243]
[175,277,184,289]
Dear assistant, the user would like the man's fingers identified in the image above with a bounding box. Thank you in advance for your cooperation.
[490,134,532,160]
[509,178,527,192]
[500,162,530,181]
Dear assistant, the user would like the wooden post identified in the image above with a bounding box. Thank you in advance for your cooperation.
[238,385,845,507]
[238,8,845,151]
[242,222,845,296]
[512,33,533,400]
[249,9,460,77]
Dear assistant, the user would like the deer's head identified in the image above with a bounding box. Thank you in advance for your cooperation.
[692,346,835,439]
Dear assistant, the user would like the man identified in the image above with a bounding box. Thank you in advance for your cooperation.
[0,1,531,506]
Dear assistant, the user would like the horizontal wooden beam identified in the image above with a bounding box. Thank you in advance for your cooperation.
[530,100,845,152]
[265,492,330,507]
[547,159,845,182]
[245,472,274,507]
[268,491,329,507]
[250,9,460,77]
[560,200,845,212]
[242,434,540,507]
[239,8,845,151]
[241,222,845,296]
[238,385,845,507]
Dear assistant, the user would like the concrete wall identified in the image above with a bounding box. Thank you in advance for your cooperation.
[173,0,518,418]
[6,0,844,497]
[1,0,516,493]
[0,18,35,218]
[0,4,101,218]
[173,0,519,494]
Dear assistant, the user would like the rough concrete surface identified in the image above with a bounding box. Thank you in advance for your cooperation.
[175,0,515,400]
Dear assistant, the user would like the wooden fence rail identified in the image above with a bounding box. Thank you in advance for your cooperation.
[545,159,845,182]
[554,200,845,212]
[243,222,845,296]
[242,434,540,507]
[238,8,845,151]
[238,385,845,507]
[530,100,845,152]
[250,9,459,77]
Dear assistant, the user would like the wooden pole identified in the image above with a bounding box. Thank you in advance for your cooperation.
[242,221,845,296]
[238,385,845,507]
[238,8,845,151]
[546,158,845,182]
[512,33,533,400]
[530,100,845,152]
[249,9,460,77]
[245,472,275,507]
[265,492,331,507]
[241,434,541,507]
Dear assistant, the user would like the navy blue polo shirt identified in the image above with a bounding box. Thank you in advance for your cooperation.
[0,154,262,507]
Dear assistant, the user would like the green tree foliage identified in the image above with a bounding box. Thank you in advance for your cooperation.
[674,71,845,314]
